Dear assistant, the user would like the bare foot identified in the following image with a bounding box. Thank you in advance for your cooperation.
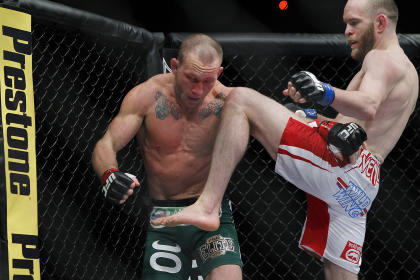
[151,201,220,231]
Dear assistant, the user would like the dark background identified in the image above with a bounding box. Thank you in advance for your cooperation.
[49,0,418,34]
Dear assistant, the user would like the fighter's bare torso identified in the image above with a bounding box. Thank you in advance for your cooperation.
[335,46,418,162]
[136,74,232,200]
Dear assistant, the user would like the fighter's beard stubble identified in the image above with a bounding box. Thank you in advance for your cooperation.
[353,24,376,62]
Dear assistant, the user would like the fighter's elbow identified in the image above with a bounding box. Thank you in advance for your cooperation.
[362,106,377,121]
[91,142,101,165]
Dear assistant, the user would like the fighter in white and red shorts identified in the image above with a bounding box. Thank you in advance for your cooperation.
[275,117,381,274]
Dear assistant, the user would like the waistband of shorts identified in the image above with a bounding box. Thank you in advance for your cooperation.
[151,197,198,207]
[361,147,382,165]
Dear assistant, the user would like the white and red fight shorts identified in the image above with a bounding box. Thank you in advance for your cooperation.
[275,118,381,274]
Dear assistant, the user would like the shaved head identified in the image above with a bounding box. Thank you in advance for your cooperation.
[365,0,398,24]
[178,34,223,66]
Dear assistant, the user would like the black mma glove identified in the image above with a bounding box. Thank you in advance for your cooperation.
[284,103,317,119]
[101,168,134,204]
[290,71,335,106]
[317,121,367,157]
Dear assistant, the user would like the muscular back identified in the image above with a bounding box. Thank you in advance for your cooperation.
[137,74,232,200]
[336,46,418,161]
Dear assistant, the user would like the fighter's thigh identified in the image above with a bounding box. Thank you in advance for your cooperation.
[206,264,243,280]
[229,87,299,159]
[299,196,365,276]
[324,259,358,280]
[142,230,190,279]
[322,215,365,275]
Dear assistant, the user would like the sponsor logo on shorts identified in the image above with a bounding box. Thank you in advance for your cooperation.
[333,177,370,218]
[199,235,235,262]
[340,241,362,264]
[358,151,380,187]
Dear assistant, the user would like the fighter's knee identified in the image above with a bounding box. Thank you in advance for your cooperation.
[228,87,246,101]
[227,87,254,106]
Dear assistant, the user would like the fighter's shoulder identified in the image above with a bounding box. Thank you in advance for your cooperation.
[364,49,405,71]
[364,49,408,80]
[128,74,172,100]
[211,81,234,100]
[121,74,172,113]
[147,73,174,86]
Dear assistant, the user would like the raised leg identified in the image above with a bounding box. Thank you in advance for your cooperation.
[151,87,299,230]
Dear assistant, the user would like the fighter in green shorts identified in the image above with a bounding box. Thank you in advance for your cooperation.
[92,34,244,279]
[143,198,243,279]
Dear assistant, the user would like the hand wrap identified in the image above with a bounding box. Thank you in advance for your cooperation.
[101,168,134,204]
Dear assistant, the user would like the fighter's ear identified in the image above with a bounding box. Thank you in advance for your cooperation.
[171,58,179,72]
[375,13,388,33]
[217,67,223,78]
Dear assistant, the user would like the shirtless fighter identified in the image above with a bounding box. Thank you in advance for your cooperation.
[92,34,243,279]
[152,0,418,279]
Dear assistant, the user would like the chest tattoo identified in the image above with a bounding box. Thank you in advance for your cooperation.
[199,93,226,119]
[155,91,181,120]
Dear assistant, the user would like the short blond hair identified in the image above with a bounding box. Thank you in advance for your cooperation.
[369,0,399,24]
[178,34,223,65]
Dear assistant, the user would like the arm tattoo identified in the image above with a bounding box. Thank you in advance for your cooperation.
[155,92,181,120]
[199,93,226,119]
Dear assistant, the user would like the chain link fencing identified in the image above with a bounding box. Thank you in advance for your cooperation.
[2,1,419,279]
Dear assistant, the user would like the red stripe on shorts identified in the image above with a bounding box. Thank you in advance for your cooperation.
[279,118,341,168]
[300,193,330,257]
[277,147,331,173]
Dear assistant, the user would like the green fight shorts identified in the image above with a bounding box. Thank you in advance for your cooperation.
[142,198,243,279]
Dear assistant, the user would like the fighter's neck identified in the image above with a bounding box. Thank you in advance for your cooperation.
[373,32,399,51]
[174,93,207,117]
